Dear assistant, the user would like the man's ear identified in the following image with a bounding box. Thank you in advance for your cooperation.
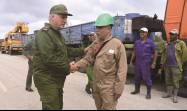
[49,14,55,21]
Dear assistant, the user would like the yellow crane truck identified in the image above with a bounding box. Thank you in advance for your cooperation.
[1,22,29,55]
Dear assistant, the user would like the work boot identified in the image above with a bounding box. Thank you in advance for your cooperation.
[162,86,173,98]
[146,86,151,99]
[173,88,178,103]
[131,84,140,94]
[85,84,92,94]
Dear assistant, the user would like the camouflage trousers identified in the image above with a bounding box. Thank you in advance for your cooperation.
[164,66,182,89]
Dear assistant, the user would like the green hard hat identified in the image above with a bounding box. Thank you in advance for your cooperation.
[95,13,113,26]
[50,4,72,16]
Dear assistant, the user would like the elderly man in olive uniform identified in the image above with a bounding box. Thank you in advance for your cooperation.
[161,29,187,103]
[71,13,127,110]
[33,4,83,110]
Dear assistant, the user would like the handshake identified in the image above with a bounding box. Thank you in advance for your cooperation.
[69,61,79,73]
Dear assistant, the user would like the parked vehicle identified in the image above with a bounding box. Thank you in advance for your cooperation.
[1,22,29,55]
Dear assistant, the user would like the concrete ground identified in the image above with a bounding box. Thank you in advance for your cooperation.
[0,54,186,110]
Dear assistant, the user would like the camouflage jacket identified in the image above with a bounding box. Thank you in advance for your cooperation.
[161,39,187,71]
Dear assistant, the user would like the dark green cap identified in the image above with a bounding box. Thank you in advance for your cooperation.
[50,4,73,16]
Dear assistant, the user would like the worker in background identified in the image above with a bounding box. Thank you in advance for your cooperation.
[70,13,127,110]
[84,32,97,94]
[23,38,34,92]
[130,27,158,99]
[161,29,187,103]
[153,32,166,77]
[33,4,84,110]
[154,32,166,54]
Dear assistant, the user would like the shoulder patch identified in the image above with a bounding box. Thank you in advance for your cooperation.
[41,26,49,31]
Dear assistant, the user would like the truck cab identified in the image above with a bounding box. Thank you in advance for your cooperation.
[0,22,29,55]
[1,33,24,55]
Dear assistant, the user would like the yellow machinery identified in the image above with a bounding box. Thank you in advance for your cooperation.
[1,22,29,55]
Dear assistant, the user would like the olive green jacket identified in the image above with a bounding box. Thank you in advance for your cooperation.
[33,23,84,76]
[161,39,187,71]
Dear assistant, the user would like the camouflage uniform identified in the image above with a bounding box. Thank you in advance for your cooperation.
[154,35,166,54]
[161,39,187,103]
[161,40,187,88]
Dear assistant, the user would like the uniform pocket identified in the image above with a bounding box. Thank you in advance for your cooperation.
[102,53,115,69]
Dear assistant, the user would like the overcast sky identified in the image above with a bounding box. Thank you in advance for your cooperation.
[0,0,167,38]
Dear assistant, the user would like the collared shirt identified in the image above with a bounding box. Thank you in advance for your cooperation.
[76,34,127,95]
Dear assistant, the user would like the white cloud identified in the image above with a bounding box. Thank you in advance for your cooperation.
[0,0,167,39]
[28,20,47,34]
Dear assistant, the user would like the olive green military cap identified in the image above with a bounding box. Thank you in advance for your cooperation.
[50,4,73,16]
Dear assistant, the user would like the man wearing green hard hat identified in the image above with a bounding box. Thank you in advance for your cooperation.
[71,13,127,110]
[33,4,84,110]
